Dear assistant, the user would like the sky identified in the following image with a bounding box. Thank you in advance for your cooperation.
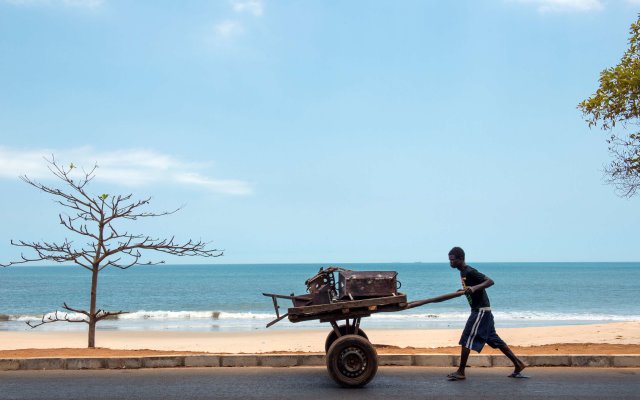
[0,0,639,264]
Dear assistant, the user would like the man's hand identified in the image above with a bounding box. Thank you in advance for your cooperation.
[464,286,476,294]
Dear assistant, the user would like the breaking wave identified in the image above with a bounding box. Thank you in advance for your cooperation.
[370,311,640,322]
[2,310,638,323]
[3,310,274,322]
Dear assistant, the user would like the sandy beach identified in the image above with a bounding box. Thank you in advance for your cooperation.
[1,321,638,357]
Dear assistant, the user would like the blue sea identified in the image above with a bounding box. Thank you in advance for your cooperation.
[1,263,638,332]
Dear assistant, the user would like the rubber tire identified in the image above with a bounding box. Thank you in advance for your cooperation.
[326,334,378,388]
[324,325,368,353]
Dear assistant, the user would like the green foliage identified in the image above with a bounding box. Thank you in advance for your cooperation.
[578,15,640,197]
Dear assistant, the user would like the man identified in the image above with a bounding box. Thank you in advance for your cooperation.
[446,246,527,381]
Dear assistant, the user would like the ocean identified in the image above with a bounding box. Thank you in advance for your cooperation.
[0,262,638,332]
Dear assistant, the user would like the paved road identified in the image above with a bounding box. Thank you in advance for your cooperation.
[1,367,639,399]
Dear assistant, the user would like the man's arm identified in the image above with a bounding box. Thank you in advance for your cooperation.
[465,276,494,294]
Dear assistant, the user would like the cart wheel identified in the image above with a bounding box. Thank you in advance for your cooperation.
[324,325,368,353]
[326,334,378,388]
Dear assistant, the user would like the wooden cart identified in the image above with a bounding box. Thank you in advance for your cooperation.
[263,267,462,388]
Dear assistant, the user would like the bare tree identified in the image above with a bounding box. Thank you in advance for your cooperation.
[0,156,223,348]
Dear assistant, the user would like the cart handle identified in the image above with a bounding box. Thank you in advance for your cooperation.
[404,290,464,310]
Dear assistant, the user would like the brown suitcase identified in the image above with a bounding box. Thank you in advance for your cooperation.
[338,271,398,299]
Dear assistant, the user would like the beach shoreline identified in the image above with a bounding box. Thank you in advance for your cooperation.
[1,321,638,357]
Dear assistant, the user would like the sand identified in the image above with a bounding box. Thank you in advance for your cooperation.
[0,321,639,358]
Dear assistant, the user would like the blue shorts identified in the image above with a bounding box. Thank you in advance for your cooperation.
[459,309,506,353]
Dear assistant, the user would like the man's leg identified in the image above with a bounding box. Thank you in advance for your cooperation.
[449,310,483,380]
[485,313,527,376]
[458,346,471,375]
[498,344,526,374]
[447,346,470,380]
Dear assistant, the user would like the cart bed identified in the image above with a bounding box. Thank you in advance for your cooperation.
[287,294,407,323]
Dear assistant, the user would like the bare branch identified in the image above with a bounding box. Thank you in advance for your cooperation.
[20,159,99,217]
[604,132,640,197]
[96,236,222,269]
[59,214,99,240]
[95,309,128,322]
[103,256,166,270]
[46,155,102,211]
[104,196,181,224]
[72,258,93,271]
[26,305,89,328]
[0,238,85,267]
[24,303,128,328]
[61,302,90,317]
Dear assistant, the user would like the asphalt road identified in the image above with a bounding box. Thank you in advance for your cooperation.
[1,367,639,400]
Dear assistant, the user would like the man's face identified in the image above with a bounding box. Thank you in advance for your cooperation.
[449,254,464,269]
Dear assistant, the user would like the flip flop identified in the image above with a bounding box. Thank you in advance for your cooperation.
[447,374,466,381]
[508,372,530,379]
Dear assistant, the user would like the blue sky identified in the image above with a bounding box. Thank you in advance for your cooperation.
[1,0,639,264]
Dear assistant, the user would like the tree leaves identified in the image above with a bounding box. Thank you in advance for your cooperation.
[578,15,640,197]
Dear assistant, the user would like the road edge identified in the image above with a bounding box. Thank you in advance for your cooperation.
[1,354,639,371]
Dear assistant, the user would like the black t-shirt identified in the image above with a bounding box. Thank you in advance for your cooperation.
[459,265,491,309]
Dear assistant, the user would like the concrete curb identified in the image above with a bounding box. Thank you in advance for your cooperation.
[1,354,639,371]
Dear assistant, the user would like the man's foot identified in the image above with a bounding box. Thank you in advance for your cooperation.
[509,361,529,378]
[446,372,466,381]
[514,360,527,375]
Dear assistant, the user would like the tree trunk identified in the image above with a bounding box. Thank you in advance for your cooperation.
[88,319,96,348]
[88,266,99,348]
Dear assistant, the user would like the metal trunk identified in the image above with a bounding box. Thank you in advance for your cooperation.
[338,271,398,300]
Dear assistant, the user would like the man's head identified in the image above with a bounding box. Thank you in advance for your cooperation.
[448,246,465,269]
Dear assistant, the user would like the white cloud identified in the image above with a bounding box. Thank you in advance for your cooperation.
[209,0,263,42]
[2,0,104,8]
[232,0,263,17]
[214,20,245,38]
[62,0,102,7]
[511,0,604,13]
[174,172,251,195]
[0,146,252,195]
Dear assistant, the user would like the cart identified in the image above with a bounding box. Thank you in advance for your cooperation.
[263,266,463,388]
